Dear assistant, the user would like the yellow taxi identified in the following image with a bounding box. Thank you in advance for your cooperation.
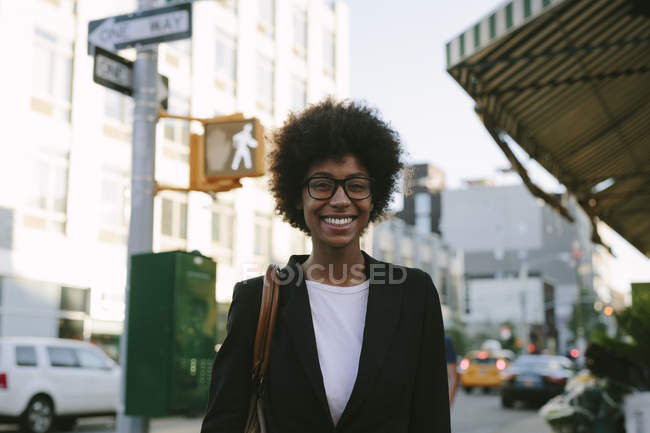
[459,349,514,393]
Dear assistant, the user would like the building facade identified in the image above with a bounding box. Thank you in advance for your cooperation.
[372,217,465,323]
[0,0,350,351]
[397,163,445,235]
[440,184,616,354]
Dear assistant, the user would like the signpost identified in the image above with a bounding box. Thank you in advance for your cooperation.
[88,3,263,432]
[93,47,169,110]
[88,2,192,53]
[88,2,193,433]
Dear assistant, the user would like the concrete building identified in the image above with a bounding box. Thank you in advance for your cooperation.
[398,163,445,235]
[440,184,616,354]
[0,0,350,351]
[372,217,465,322]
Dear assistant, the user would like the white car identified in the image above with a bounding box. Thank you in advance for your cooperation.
[0,337,120,433]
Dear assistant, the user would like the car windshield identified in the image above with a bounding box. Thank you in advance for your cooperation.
[471,357,498,364]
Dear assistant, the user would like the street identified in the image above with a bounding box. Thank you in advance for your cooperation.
[0,391,552,433]
[452,390,552,433]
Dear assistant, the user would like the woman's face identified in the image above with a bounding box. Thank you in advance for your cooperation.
[301,154,373,250]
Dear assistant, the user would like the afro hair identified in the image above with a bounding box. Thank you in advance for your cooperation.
[269,98,404,233]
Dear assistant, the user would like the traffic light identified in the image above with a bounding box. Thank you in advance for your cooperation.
[189,114,265,193]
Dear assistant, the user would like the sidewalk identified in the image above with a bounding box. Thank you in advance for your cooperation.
[149,417,203,433]
[494,413,553,433]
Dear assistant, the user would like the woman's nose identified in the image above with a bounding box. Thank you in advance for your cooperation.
[329,184,351,206]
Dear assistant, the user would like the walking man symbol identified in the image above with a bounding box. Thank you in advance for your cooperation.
[231,123,258,170]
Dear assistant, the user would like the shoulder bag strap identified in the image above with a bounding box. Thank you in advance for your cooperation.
[244,264,280,433]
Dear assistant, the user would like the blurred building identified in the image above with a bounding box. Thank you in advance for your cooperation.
[0,0,350,349]
[439,184,617,354]
[372,217,465,322]
[397,163,445,235]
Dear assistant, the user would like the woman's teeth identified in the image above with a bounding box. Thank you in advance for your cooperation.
[323,217,353,226]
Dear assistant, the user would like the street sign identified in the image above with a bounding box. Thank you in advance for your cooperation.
[93,47,134,95]
[93,47,169,110]
[88,2,191,53]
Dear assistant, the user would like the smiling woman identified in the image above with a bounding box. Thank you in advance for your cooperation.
[201,99,451,433]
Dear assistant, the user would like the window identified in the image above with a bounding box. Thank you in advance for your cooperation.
[215,31,237,96]
[16,346,38,367]
[258,0,275,37]
[100,166,130,238]
[542,0,551,7]
[211,203,235,264]
[32,28,73,122]
[60,286,90,313]
[179,202,188,239]
[291,76,307,112]
[459,33,465,57]
[211,208,234,247]
[24,147,69,233]
[256,56,274,114]
[415,193,431,234]
[58,318,84,340]
[524,0,532,18]
[160,197,188,240]
[474,23,480,48]
[162,92,190,159]
[505,3,513,29]
[77,348,108,370]
[162,198,174,236]
[253,213,272,259]
[47,347,79,367]
[323,29,336,78]
[292,7,307,58]
[489,14,496,39]
[104,89,133,126]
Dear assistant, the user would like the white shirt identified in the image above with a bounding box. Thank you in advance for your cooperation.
[305,279,370,425]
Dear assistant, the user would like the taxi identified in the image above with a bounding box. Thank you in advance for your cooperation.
[459,349,514,393]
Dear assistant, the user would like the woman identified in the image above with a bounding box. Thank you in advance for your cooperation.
[201,99,450,433]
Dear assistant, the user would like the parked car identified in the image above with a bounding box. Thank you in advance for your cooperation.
[459,349,514,393]
[0,337,120,433]
[500,354,575,408]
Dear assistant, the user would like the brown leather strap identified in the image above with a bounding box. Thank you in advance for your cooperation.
[245,264,280,433]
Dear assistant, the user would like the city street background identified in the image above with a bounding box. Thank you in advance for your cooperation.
[0,392,554,433]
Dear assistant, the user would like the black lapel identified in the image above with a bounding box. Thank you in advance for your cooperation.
[336,252,404,429]
[281,255,334,426]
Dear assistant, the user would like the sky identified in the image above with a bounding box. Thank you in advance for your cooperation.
[347,0,650,292]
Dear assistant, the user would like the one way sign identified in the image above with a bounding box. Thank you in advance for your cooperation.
[88,3,191,54]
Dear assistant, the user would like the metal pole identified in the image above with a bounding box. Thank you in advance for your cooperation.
[117,1,159,431]
[518,262,529,354]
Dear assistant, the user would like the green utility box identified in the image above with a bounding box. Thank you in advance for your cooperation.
[125,250,217,417]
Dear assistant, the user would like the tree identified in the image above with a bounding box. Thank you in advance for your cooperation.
[592,285,650,389]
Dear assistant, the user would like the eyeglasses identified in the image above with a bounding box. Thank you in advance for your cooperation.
[305,175,373,200]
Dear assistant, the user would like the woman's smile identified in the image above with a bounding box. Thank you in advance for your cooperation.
[320,215,357,229]
[302,155,373,250]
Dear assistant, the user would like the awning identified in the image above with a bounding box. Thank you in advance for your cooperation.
[446,0,650,257]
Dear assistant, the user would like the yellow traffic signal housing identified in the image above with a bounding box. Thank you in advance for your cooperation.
[189,114,265,193]
[156,112,265,195]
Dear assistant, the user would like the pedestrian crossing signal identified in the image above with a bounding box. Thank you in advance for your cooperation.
[202,116,265,179]
[188,114,265,193]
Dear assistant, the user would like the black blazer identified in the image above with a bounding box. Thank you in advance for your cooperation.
[201,252,450,433]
